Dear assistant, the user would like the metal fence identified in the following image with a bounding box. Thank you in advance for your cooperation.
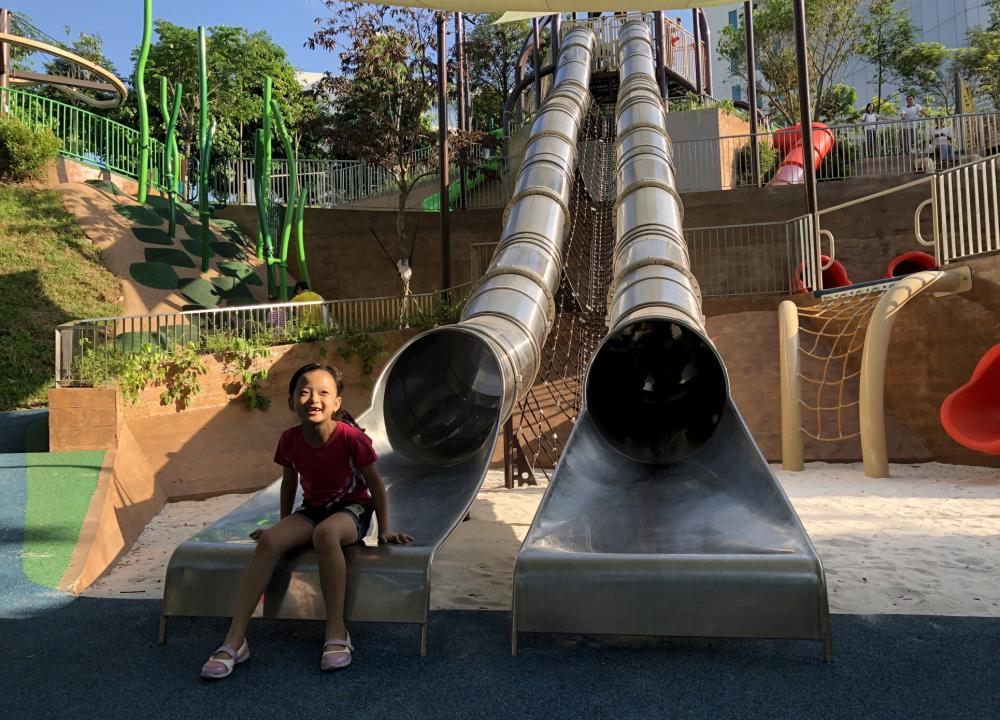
[3,86,169,187]
[564,13,703,89]
[55,284,474,387]
[918,154,1000,265]
[672,111,1000,193]
[684,214,820,295]
[216,142,509,211]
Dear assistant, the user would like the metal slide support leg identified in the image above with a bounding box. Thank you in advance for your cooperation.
[420,622,428,657]
[158,614,167,644]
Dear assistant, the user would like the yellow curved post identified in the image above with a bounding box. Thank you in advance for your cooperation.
[779,300,804,470]
[859,267,973,478]
[0,32,127,105]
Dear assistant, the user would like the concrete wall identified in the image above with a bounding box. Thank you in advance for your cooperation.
[666,108,752,193]
[683,178,937,284]
[218,174,941,304]
[216,205,504,300]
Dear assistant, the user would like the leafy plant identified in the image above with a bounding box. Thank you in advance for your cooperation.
[735,138,778,186]
[0,117,61,183]
[158,342,207,409]
[201,332,273,409]
[335,327,387,377]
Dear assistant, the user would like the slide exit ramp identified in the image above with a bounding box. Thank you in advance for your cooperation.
[160,28,598,654]
[512,20,832,660]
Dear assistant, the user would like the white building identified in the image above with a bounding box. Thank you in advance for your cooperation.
[700,2,755,106]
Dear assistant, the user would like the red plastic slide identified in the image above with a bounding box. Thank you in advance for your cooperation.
[885,251,936,278]
[769,122,835,186]
[940,343,1000,455]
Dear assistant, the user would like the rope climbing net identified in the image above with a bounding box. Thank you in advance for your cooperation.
[507,104,617,481]
[795,287,888,442]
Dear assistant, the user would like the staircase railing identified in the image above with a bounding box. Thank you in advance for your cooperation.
[2,87,168,187]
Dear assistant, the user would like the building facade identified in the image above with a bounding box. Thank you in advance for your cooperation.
[702,1,994,116]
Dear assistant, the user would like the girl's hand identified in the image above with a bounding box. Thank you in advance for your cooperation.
[249,529,263,540]
[379,530,414,545]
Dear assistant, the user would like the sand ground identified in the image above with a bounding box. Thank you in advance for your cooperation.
[84,463,1000,617]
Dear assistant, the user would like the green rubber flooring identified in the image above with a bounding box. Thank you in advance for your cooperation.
[23,451,104,589]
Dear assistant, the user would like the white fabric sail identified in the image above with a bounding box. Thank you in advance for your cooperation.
[384,2,737,12]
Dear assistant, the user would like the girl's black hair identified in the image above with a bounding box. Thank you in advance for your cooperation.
[288,363,362,429]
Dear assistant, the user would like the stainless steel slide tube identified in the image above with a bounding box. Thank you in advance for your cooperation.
[383,28,596,466]
[586,19,728,464]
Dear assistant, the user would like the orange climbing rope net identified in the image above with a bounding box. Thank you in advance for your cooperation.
[795,288,887,442]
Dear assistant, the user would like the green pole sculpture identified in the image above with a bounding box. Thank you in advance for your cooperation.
[271,99,310,300]
[159,76,182,237]
[136,0,153,202]
[253,77,277,297]
[197,26,215,273]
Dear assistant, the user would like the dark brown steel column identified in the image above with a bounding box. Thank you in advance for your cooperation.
[792,0,818,219]
[691,9,703,101]
[551,14,562,63]
[531,18,542,110]
[745,1,761,185]
[437,12,451,294]
[455,12,467,210]
[654,11,668,100]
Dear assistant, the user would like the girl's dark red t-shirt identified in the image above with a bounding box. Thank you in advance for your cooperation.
[273,422,376,505]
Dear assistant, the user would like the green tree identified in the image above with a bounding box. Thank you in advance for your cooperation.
[308,2,439,293]
[955,0,1000,110]
[893,42,954,112]
[718,0,864,125]
[114,21,317,165]
[857,0,915,111]
[465,13,529,131]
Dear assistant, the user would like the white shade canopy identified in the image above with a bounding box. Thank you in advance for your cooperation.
[382,2,738,12]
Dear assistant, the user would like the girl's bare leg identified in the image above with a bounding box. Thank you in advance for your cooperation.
[312,512,358,641]
[213,513,314,657]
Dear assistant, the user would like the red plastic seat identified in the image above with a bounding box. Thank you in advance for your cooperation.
[795,255,851,292]
[885,251,936,278]
[940,343,1000,455]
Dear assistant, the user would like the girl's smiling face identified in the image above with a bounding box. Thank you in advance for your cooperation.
[291,369,343,425]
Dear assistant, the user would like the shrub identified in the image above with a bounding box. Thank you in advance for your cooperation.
[0,117,61,183]
[735,138,777,186]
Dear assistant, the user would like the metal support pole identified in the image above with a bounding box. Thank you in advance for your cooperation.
[551,14,562,63]
[745,1,761,186]
[531,19,542,111]
[514,64,523,124]
[699,9,713,98]
[0,9,9,116]
[437,12,451,296]
[691,9,703,102]
[792,0,819,221]
[653,11,668,100]
[455,12,467,210]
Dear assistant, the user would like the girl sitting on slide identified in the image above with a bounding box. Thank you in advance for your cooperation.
[200,363,413,679]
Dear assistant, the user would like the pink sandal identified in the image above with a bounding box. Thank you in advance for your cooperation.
[320,633,353,671]
[200,640,249,679]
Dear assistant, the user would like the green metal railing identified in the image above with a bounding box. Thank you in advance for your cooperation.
[2,86,168,188]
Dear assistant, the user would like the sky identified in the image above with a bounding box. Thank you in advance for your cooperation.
[17,0,336,75]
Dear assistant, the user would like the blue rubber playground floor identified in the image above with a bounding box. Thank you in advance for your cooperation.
[3,452,999,719]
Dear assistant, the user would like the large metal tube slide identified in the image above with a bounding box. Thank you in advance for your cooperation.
[586,19,727,464]
[384,27,596,466]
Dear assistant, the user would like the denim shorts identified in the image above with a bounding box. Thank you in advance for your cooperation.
[294,500,374,544]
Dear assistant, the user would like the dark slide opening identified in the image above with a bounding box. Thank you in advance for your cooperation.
[587,319,727,464]
[384,328,503,466]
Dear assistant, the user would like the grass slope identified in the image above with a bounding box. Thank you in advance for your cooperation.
[0,186,123,410]
[23,450,104,589]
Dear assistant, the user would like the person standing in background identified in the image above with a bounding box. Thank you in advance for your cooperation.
[900,94,924,157]
[862,103,880,157]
